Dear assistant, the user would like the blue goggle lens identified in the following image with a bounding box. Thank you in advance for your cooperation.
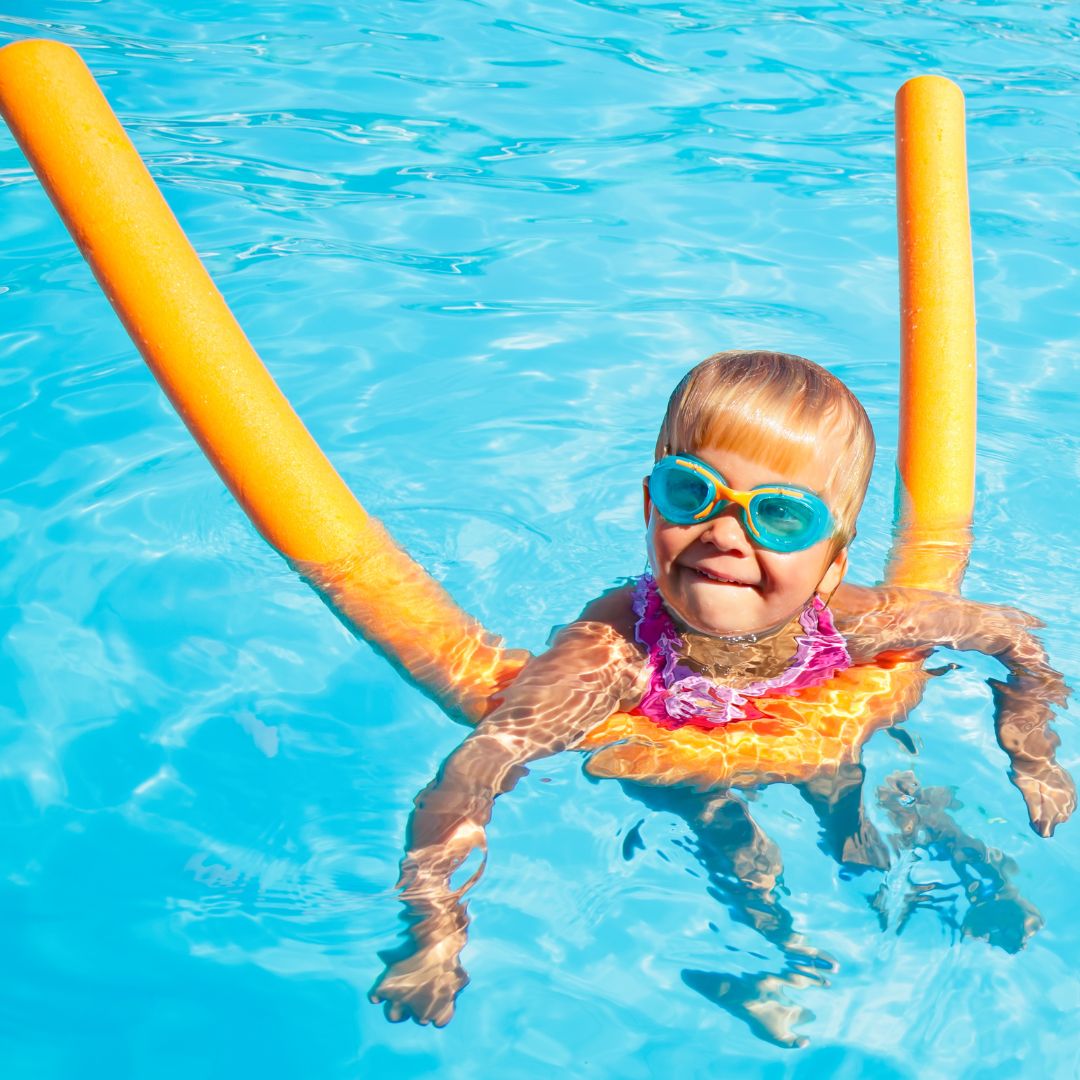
[751,493,817,537]
[649,455,832,552]
[652,466,711,520]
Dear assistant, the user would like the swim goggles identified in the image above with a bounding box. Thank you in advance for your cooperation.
[648,453,833,553]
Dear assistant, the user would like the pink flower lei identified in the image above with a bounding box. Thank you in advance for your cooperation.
[632,574,852,730]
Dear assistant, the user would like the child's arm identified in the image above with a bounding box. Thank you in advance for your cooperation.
[833,583,1075,837]
[371,609,644,1026]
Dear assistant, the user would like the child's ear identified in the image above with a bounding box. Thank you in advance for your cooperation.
[642,477,653,526]
[818,546,848,596]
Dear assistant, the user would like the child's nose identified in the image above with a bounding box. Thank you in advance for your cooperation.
[700,504,752,551]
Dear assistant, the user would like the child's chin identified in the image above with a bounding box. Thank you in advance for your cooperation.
[678,598,762,637]
[677,585,759,632]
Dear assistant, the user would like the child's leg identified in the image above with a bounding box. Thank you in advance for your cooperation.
[797,762,890,873]
[626,783,828,1048]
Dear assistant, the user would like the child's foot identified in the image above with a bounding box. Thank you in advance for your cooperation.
[962,893,1043,954]
[839,818,891,872]
[682,969,813,1049]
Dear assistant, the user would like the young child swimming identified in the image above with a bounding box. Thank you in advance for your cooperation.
[370,350,1075,1029]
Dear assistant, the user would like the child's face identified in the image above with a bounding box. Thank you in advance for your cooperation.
[644,439,848,637]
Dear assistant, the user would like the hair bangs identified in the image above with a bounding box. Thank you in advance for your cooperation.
[655,350,876,546]
[677,391,830,479]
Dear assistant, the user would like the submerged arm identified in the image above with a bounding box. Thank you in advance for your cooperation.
[834,583,1075,836]
[371,618,644,1025]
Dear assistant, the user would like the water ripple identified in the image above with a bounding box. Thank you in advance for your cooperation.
[2,1,1080,1076]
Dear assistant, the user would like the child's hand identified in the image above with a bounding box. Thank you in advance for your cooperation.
[1008,762,1077,839]
[370,929,469,1027]
[990,675,1076,837]
[844,586,1075,837]
[966,603,1074,835]
[370,834,479,1027]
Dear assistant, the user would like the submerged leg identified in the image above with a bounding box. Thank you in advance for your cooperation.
[627,783,828,1049]
[798,762,891,874]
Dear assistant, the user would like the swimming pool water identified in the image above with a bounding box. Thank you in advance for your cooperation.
[1,2,1078,1077]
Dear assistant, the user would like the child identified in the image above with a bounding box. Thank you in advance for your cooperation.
[369,350,1074,1029]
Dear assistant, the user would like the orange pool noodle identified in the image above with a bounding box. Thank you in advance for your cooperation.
[0,45,975,787]
[890,75,976,592]
[0,38,525,718]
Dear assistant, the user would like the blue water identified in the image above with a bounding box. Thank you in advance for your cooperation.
[1,2,1078,1076]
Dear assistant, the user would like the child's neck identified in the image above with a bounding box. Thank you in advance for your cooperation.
[674,610,808,685]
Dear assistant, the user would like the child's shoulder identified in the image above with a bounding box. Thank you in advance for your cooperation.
[576,580,639,641]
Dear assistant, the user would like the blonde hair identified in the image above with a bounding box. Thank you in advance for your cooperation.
[655,350,875,547]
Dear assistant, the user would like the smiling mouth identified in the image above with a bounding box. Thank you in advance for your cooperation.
[692,567,755,587]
